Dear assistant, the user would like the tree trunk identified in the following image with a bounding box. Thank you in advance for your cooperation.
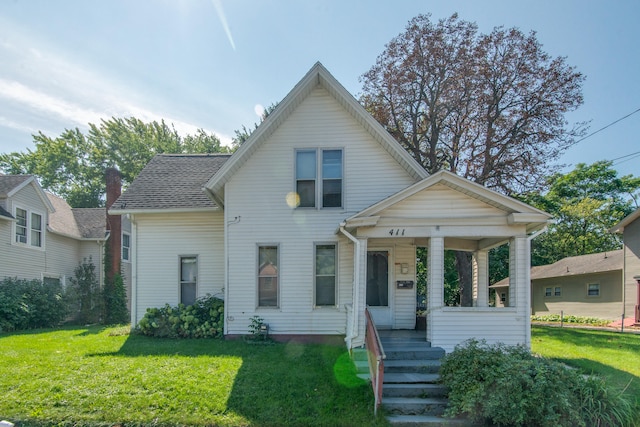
[455,251,473,307]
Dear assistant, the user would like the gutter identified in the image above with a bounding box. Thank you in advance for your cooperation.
[339,222,360,348]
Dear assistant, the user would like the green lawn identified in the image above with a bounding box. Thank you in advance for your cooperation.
[531,326,640,413]
[0,326,385,427]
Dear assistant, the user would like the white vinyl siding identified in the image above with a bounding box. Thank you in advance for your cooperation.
[131,211,224,324]
[224,86,415,335]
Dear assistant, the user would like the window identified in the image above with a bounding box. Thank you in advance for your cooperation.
[315,243,337,306]
[587,283,600,297]
[14,207,42,247]
[258,245,279,307]
[31,212,42,247]
[180,256,197,306]
[545,287,552,297]
[295,149,343,208]
[554,286,562,297]
[122,232,131,261]
[15,207,27,243]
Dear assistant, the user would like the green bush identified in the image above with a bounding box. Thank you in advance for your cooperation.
[103,273,129,324]
[136,294,224,338]
[0,277,68,332]
[440,339,635,426]
[531,314,610,326]
[67,257,102,324]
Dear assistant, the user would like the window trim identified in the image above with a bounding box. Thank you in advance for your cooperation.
[257,244,280,309]
[587,283,600,297]
[122,232,131,262]
[13,205,45,249]
[179,255,198,306]
[314,242,338,308]
[294,148,344,209]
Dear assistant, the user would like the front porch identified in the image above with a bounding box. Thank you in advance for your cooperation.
[341,170,551,352]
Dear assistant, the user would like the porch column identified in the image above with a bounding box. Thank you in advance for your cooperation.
[473,250,489,307]
[510,236,531,347]
[426,237,444,342]
[352,237,368,348]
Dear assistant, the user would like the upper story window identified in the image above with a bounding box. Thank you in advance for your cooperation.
[295,149,343,208]
[122,232,131,262]
[14,207,43,248]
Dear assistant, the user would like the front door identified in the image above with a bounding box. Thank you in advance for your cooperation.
[366,250,392,328]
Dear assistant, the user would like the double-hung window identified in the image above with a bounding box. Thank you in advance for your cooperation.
[295,149,343,208]
[180,256,197,306]
[122,232,131,262]
[315,243,337,306]
[587,283,600,297]
[14,207,43,248]
[258,245,279,307]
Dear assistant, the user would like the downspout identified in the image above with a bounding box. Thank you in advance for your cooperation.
[131,216,138,326]
[339,222,360,349]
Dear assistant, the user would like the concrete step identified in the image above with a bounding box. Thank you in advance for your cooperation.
[384,358,441,373]
[383,397,448,416]
[385,347,446,361]
[387,414,473,426]
[383,383,448,398]
[384,372,440,384]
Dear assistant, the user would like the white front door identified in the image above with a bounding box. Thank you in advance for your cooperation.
[366,250,392,328]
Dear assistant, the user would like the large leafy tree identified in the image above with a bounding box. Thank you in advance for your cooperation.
[522,161,640,266]
[0,117,229,207]
[361,13,585,305]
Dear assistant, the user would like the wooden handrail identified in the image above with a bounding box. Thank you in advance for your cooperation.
[364,308,385,415]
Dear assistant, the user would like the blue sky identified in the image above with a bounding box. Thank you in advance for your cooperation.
[1,0,639,177]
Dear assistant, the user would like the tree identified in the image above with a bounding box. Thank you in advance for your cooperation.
[0,117,230,207]
[520,161,640,265]
[361,13,585,305]
[231,103,279,148]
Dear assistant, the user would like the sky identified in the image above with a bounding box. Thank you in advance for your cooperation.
[1,0,639,178]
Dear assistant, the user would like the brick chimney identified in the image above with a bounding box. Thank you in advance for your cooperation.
[105,168,122,282]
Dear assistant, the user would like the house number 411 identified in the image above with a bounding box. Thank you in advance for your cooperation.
[389,229,405,236]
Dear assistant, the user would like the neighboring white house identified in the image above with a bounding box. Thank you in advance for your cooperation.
[0,173,131,299]
[611,207,640,325]
[110,63,551,352]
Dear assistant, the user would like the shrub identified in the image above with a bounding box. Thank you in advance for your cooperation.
[0,277,68,332]
[103,273,129,324]
[67,257,102,324]
[531,314,610,326]
[136,294,224,338]
[440,339,635,426]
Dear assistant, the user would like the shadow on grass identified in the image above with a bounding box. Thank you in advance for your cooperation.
[86,333,376,426]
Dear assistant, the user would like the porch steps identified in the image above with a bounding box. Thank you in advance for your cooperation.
[376,331,473,426]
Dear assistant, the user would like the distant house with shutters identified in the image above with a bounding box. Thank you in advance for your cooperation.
[491,250,623,320]
[109,63,552,352]
[0,172,131,306]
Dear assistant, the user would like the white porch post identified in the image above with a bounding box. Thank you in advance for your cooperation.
[426,237,444,342]
[355,238,368,346]
[473,250,489,307]
[510,236,531,347]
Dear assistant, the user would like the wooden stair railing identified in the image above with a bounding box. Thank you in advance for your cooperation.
[364,307,386,415]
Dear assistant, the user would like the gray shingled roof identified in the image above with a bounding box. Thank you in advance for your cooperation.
[0,174,32,197]
[0,205,12,219]
[111,154,231,211]
[73,208,107,239]
[492,250,623,287]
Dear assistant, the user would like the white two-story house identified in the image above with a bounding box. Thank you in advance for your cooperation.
[110,63,550,352]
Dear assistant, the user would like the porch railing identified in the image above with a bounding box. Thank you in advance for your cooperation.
[364,307,385,415]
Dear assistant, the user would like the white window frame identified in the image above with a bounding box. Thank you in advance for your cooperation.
[257,244,280,308]
[294,148,343,209]
[314,242,338,308]
[179,255,198,306]
[13,205,44,249]
[122,232,131,262]
[42,273,66,288]
[554,286,562,297]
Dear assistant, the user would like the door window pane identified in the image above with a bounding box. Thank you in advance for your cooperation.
[366,251,389,306]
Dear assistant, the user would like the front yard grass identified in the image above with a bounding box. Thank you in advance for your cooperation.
[531,325,640,422]
[0,326,384,427]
